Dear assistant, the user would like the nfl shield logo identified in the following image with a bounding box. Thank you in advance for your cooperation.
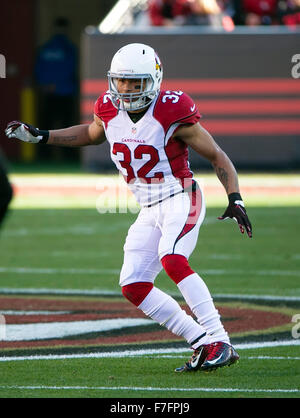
[132,127,137,135]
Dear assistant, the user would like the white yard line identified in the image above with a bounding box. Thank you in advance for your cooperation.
[0,340,299,362]
[0,266,299,278]
[0,310,70,315]
[0,385,298,394]
[149,355,300,360]
[246,356,300,360]
[0,267,120,275]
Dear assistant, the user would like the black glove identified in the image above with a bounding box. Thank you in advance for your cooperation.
[218,193,252,238]
[5,121,49,144]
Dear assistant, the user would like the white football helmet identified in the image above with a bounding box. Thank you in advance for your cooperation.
[107,43,163,111]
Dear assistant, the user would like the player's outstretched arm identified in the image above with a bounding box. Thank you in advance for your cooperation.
[176,122,252,238]
[5,114,105,147]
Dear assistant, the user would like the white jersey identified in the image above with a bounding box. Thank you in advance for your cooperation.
[94,90,201,206]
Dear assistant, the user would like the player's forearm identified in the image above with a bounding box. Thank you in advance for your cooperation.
[48,124,92,147]
[211,149,240,195]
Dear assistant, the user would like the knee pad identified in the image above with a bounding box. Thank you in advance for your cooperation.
[121,282,153,307]
[161,254,194,284]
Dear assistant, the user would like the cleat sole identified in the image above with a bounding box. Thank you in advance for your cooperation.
[175,359,238,373]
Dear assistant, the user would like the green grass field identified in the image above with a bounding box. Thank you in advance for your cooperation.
[0,345,299,399]
[0,170,299,399]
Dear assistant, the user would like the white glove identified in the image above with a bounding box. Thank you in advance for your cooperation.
[5,121,49,143]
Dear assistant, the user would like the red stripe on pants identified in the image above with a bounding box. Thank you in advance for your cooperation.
[173,184,202,252]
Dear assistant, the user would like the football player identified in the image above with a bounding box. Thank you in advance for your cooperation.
[5,43,252,372]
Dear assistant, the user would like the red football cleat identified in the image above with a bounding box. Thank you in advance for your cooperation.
[201,342,239,371]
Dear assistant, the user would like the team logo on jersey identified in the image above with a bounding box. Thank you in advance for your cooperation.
[132,127,137,135]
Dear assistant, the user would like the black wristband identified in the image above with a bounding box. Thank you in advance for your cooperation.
[39,130,49,144]
[228,192,242,204]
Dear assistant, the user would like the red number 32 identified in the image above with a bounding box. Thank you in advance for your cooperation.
[112,143,164,184]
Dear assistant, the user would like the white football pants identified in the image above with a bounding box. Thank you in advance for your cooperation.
[119,186,205,287]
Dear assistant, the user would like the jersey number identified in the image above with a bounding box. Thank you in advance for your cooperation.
[112,143,164,184]
[161,90,183,104]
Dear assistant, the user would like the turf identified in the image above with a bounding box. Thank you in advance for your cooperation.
[0,345,299,398]
[0,171,299,399]
[0,205,299,297]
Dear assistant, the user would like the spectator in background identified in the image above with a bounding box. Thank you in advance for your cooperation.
[187,0,235,29]
[230,0,245,24]
[0,148,13,232]
[34,17,78,160]
[148,0,193,26]
[148,0,235,28]
[233,0,279,25]
[278,0,300,27]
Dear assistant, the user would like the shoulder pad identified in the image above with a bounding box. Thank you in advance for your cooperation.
[94,91,118,128]
[153,90,201,134]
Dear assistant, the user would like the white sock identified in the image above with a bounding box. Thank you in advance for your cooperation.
[177,273,230,344]
[138,286,208,348]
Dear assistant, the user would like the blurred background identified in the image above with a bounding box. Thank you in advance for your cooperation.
[0,0,299,173]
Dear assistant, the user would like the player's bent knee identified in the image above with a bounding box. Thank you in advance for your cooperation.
[121,282,154,306]
[161,254,194,285]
